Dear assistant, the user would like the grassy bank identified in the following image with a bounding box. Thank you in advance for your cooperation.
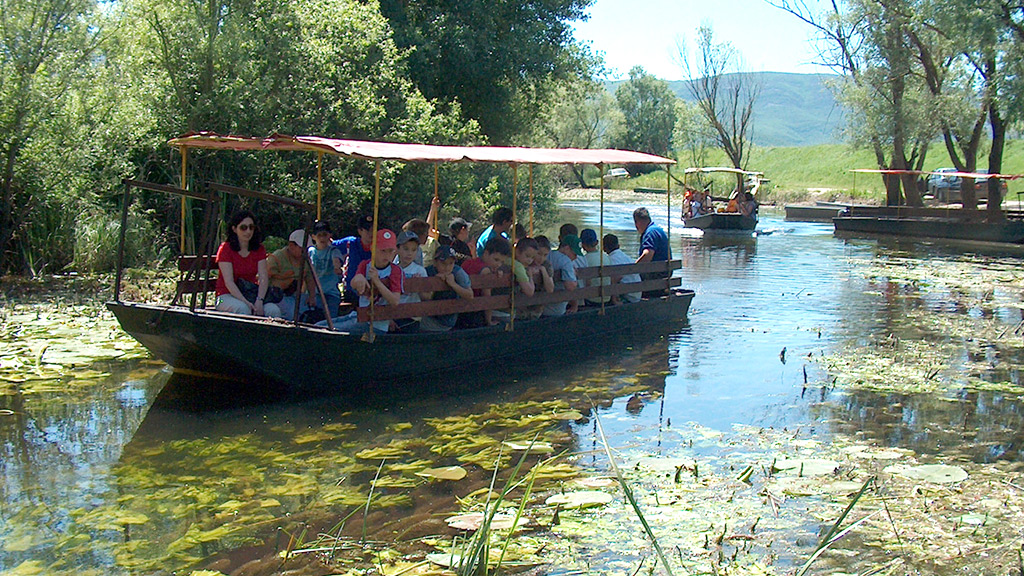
[584,140,1024,205]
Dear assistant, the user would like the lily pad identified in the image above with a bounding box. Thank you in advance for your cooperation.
[416,466,467,481]
[884,464,968,484]
[952,513,989,526]
[445,512,528,531]
[545,490,613,508]
[502,441,554,453]
[772,458,840,476]
[574,477,616,488]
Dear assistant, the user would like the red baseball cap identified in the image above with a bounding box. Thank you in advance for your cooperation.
[376,228,397,250]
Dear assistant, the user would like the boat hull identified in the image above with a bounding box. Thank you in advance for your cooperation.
[683,213,757,231]
[833,216,1024,244]
[107,290,694,399]
[784,205,844,222]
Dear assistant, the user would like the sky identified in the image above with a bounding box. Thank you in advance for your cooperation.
[572,0,834,80]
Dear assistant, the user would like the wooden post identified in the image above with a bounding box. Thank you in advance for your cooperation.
[509,163,518,332]
[316,152,323,221]
[666,165,671,243]
[364,161,381,343]
[180,147,188,253]
[529,165,535,236]
[599,164,605,315]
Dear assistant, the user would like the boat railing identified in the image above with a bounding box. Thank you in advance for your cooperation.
[841,205,989,220]
[354,260,682,323]
[114,179,316,314]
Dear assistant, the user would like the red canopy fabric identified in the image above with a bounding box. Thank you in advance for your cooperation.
[168,132,675,165]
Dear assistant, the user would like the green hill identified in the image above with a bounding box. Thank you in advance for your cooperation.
[608,72,844,147]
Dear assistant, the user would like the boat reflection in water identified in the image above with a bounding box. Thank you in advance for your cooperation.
[113,333,680,575]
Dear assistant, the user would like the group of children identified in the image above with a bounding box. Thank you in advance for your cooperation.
[272,205,645,335]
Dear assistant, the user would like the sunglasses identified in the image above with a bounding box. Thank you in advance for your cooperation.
[236,223,255,232]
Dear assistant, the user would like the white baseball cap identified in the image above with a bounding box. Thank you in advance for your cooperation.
[288,229,310,247]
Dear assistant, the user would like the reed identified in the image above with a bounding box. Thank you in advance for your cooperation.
[591,404,676,576]
[456,438,543,576]
[795,476,875,576]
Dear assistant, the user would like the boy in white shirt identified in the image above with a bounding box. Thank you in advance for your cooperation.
[603,233,642,304]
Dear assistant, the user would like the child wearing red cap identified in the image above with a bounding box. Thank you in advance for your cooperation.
[323,228,404,335]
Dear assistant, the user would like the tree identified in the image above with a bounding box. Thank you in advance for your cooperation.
[379,0,595,145]
[673,100,717,176]
[678,25,760,192]
[613,66,677,172]
[541,80,621,187]
[0,0,102,272]
[116,0,485,243]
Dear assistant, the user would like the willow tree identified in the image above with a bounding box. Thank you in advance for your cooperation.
[613,66,677,173]
[678,25,760,192]
[768,0,936,206]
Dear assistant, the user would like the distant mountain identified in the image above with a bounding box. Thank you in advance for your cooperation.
[607,72,845,147]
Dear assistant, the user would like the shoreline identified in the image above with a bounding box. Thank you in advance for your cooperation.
[556,187,874,207]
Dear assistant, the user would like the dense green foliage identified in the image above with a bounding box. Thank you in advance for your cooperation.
[612,67,677,170]
[380,0,593,145]
[0,0,595,275]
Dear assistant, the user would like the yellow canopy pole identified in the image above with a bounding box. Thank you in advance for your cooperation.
[316,152,323,220]
[364,161,381,343]
[433,163,440,233]
[509,163,518,332]
[666,165,672,241]
[179,146,188,253]
[599,164,606,315]
[528,165,535,236]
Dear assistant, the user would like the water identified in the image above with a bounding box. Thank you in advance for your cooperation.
[3,202,1024,574]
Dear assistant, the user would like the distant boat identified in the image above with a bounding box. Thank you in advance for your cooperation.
[833,205,1024,244]
[833,169,1024,244]
[682,167,764,233]
[785,201,851,222]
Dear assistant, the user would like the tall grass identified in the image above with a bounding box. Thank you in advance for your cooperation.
[74,209,166,273]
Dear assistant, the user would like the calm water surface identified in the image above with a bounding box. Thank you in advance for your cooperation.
[3,201,1024,574]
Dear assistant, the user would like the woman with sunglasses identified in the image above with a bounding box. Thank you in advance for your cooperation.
[214,210,282,318]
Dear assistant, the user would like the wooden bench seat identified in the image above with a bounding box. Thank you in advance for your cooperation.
[356,260,681,323]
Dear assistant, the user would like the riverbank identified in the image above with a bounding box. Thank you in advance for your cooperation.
[557,186,879,206]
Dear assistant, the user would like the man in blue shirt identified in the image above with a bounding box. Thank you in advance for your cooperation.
[475,207,514,256]
[633,207,671,297]
[332,214,375,305]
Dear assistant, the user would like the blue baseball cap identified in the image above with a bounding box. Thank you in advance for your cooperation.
[580,228,599,246]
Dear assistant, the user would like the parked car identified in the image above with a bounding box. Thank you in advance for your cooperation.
[602,167,630,182]
[971,169,1007,201]
[926,168,961,203]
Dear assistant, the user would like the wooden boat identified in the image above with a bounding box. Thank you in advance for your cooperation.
[833,205,1024,244]
[108,134,694,398]
[835,168,1024,244]
[681,167,764,233]
[683,212,757,231]
[784,201,849,222]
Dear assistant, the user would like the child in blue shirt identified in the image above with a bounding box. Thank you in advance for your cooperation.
[308,220,343,318]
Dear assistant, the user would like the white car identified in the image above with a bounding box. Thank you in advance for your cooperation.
[603,167,630,182]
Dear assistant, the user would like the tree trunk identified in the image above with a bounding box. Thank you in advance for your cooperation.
[987,100,1006,222]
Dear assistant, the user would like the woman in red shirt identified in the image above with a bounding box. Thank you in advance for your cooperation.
[215,210,282,317]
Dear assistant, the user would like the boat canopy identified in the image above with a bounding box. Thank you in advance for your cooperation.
[684,167,764,176]
[168,132,675,166]
[851,168,1022,180]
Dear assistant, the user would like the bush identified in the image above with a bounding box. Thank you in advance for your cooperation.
[73,209,166,273]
